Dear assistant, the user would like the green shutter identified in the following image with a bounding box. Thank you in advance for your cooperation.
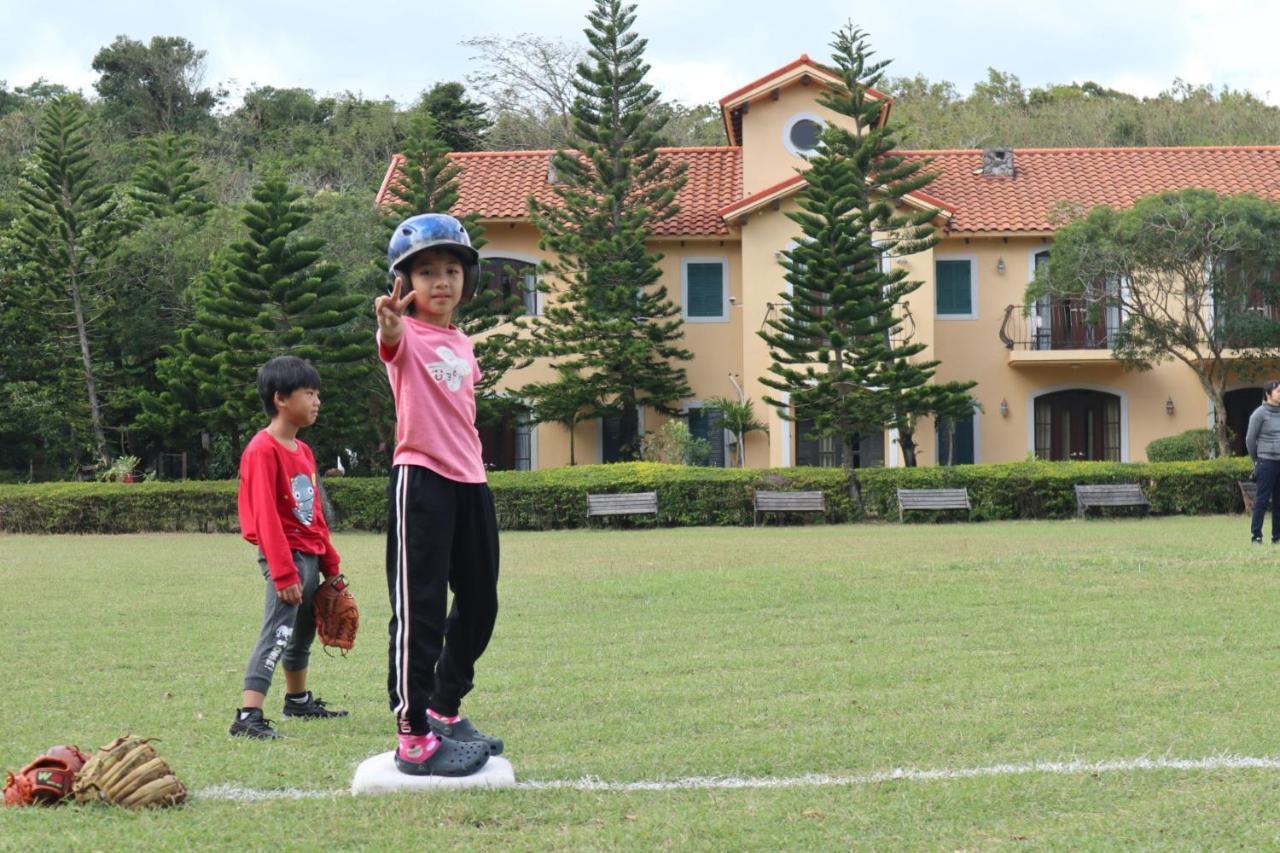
[935,260,972,316]
[687,262,724,318]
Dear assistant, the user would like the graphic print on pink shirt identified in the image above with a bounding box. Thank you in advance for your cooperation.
[425,346,472,391]
[378,317,487,483]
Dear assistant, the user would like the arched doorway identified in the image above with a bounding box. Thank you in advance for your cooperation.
[1033,390,1122,461]
[1225,387,1264,456]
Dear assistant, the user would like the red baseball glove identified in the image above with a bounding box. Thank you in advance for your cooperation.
[3,745,91,806]
[314,573,359,654]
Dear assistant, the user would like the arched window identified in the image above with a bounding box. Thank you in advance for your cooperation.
[1033,390,1121,461]
[1225,387,1264,456]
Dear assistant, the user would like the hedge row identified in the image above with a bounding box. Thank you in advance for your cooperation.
[0,458,1256,534]
[857,458,1253,521]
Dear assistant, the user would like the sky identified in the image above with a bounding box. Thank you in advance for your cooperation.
[2,0,1279,109]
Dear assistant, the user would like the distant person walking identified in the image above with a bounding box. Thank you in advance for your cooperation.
[1245,379,1280,545]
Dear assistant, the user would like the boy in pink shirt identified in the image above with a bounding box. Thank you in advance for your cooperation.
[374,213,501,777]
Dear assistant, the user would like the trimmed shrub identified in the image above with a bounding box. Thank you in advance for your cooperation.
[1146,429,1216,462]
[486,463,855,530]
[855,458,1252,521]
[0,458,1254,534]
[0,481,240,534]
[0,464,856,534]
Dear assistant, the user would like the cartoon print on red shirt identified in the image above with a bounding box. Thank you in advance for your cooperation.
[426,345,471,392]
[291,473,316,526]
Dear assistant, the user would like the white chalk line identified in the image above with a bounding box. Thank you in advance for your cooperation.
[194,754,1280,800]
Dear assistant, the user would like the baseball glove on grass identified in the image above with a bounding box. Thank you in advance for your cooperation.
[314,573,359,654]
[3,745,91,806]
[72,736,186,809]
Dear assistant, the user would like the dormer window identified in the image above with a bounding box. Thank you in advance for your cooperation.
[783,112,825,157]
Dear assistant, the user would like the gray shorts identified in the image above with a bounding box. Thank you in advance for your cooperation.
[242,551,321,694]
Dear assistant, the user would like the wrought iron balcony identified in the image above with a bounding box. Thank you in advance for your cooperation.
[999,301,1118,351]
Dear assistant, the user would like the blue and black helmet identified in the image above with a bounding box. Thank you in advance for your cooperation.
[387,213,481,301]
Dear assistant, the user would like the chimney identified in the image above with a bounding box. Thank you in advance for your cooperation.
[980,147,1015,177]
[546,155,559,185]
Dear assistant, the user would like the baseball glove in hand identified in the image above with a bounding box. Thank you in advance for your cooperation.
[3,745,91,806]
[314,573,359,653]
[72,736,186,809]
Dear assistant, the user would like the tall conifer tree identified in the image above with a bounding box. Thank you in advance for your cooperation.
[759,26,976,471]
[132,133,211,219]
[11,96,126,466]
[150,175,365,453]
[525,0,692,460]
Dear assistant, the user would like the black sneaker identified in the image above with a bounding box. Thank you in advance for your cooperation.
[1253,537,1264,546]
[428,715,503,755]
[229,707,283,739]
[282,692,349,719]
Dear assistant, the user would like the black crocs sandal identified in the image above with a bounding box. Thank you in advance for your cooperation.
[428,716,504,756]
[395,735,490,777]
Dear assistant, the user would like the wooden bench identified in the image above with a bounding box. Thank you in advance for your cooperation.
[753,490,825,526]
[896,488,972,522]
[1074,484,1150,518]
[1241,480,1258,515]
[586,491,659,525]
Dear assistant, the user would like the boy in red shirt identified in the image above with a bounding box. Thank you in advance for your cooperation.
[230,355,349,739]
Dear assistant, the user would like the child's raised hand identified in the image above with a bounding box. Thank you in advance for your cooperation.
[374,275,415,345]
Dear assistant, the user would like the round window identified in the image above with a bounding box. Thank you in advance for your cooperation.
[785,116,824,155]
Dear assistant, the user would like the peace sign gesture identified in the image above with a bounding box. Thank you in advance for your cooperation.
[374,274,416,346]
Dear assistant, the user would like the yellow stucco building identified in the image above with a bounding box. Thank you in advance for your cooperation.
[377,54,1280,471]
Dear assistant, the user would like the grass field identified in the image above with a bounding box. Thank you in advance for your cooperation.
[3,517,1280,849]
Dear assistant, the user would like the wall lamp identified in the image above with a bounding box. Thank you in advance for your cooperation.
[996,256,1007,274]
[1165,396,1175,415]
[999,398,1009,417]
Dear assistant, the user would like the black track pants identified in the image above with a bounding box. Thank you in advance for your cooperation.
[386,465,500,733]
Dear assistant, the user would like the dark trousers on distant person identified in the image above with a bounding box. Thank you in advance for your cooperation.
[1251,458,1280,542]
[385,464,500,735]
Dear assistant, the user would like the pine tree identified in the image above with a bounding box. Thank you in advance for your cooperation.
[759,25,976,472]
[524,0,692,460]
[417,82,491,152]
[153,175,366,453]
[132,133,212,219]
[110,131,216,462]
[384,108,529,424]
[10,95,127,466]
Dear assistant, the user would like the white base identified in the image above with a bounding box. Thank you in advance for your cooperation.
[351,751,515,794]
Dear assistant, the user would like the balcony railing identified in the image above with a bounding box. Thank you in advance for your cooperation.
[1000,301,1119,351]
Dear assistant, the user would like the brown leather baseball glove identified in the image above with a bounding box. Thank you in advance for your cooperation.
[314,573,359,654]
[72,735,186,809]
[3,744,91,806]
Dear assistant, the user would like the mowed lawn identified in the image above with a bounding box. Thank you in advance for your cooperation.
[4,517,1280,849]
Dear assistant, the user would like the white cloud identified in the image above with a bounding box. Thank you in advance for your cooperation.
[648,58,741,106]
[6,0,1280,112]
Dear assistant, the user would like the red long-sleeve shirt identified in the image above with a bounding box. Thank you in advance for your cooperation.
[237,429,340,589]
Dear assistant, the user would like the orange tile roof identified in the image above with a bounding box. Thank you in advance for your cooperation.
[377,145,1280,239]
[904,146,1280,233]
[717,172,956,221]
[377,147,743,237]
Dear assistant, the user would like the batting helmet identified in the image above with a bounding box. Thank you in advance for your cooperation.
[386,213,481,301]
